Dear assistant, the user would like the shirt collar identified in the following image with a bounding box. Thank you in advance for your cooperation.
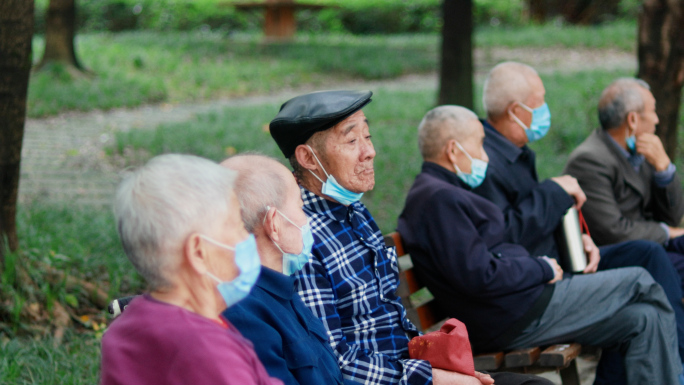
[300,185,359,223]
[422,161,470,189]
[482,119,527,164]
[255,266,295,300]
[605,131,645,170]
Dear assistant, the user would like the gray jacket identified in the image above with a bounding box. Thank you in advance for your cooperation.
[563,129,684,245]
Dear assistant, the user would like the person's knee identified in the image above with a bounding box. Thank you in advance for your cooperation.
[619,304,663,336]
[610,266,655,286]
[623,240,665,265]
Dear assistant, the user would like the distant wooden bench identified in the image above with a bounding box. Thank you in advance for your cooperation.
[384,232,582,385]
[228,0,329,39]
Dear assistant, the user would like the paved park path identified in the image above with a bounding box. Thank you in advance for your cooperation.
[18,46,635,384]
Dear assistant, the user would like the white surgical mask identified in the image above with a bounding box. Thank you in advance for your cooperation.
[306,145,364,205]
[265,206,314,275]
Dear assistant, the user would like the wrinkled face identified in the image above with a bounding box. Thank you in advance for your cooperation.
[319,110,376,193]
[453,120,488,174]
[205,192,250,282]
[276,170,308,254]
[508,74,546,146]
[634,87,659,136]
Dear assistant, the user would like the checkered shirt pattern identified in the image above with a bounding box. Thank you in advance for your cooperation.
[295,187,433,385]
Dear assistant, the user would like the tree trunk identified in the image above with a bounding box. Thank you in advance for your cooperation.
[528,0,548,23]
[36,0,84,71]
[0,0,34,264]
[560,0,621,24]
[637,0,684,159]
[438,0,474,109]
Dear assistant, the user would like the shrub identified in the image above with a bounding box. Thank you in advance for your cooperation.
[34,0,537,35]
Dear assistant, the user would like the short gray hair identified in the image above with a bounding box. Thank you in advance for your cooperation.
[598,78,651,130]
[483,61,539,119]
[114,154,237,290]
[418,105,479,160]
[222,154,287,232]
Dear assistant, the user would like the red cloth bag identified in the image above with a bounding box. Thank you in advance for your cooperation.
[408,318,475,376]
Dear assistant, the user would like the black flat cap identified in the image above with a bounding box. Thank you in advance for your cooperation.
[269,90,372,158]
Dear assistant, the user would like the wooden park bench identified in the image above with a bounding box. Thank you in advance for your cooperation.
[229,0,329,40]
[107,231,582,385]
[383,232,582,385]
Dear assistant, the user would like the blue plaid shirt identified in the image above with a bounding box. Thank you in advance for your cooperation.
[295,187,433,385]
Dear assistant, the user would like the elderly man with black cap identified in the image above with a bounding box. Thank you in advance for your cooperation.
[269,90,555,385]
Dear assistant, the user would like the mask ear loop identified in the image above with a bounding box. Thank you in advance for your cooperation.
[206,272,222,283]
[265,206,303,231]
[305,145,330,184]
[200,235,238,282]
[508,102,532,131]
[199,234,236,250]
[452,140,473,174]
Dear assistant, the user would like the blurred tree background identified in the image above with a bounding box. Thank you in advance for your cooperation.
[1,0,682,384]
[30,0,643,35]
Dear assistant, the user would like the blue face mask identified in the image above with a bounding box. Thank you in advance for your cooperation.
[266,206,314,275]
[626,127,636,153]
[203,234,261,309]
[453,141,488,188]
[509,102,551,143]
[306,145,364,206]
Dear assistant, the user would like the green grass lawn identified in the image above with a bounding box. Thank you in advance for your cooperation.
[0,332,100,385]
[28,21,636,117]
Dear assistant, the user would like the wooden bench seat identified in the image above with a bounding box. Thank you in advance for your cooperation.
[384,232,581,385]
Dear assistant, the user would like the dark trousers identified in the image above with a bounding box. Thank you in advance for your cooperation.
[593,240,684,385]
[666,234,684,292]
[489,372,553,385]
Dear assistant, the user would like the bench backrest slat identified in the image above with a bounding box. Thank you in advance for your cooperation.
[384,232,447,332]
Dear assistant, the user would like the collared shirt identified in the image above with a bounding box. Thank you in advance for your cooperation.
[295,187,433,385]
[606,134,676,187]
[224,267,358,385]
[472,120,574,260]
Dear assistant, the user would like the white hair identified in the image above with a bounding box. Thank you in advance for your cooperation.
[418,105,479,160]
[482,61,539,119]
[114,154,237,290]
[598,78,651,130]
[222,154,287,233]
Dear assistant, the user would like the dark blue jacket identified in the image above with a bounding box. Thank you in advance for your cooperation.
[472,120,574,259]
[223,267,359,385]
[398,162,554,352]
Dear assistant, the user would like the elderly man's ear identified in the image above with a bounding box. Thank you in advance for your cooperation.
[445,140,459,164]
[261,206,282,243]
[626,111,639,131]
[294,145,319,172]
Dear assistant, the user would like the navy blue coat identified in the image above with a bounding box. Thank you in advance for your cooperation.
[473,120,574,259]
[398,162,554,352]
[223,267,359,385]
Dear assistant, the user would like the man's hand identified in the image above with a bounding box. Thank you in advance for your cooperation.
[636,133,671,172]
[432,368,490,385]
[582,234,600,274]
[668,226,684,239]
[540,256,564,284]
[551,175,587,209]
[474,371,495,385]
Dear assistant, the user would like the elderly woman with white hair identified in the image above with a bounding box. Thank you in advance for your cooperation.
[100,154,282,385]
